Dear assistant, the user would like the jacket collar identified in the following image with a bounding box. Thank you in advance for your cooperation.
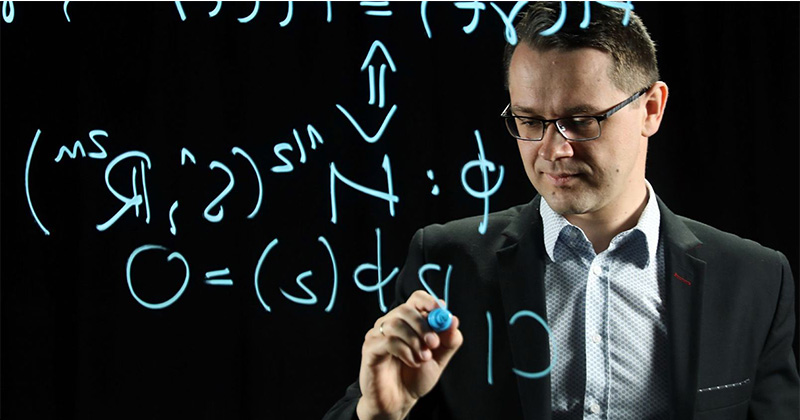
[496,196,553,420]
[658,197,706,419]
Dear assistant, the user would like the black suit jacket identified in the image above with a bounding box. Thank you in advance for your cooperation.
[324,196,799,420]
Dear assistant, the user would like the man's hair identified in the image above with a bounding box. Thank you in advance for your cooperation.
[503,2,659,94]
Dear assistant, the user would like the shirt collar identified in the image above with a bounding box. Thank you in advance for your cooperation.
[540,180,661,265]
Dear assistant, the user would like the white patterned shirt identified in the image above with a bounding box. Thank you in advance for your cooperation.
[540,181,670,420]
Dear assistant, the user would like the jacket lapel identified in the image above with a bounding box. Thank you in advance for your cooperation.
[658,198,706,419]
[496,197,552,420]
[494,196,705,419]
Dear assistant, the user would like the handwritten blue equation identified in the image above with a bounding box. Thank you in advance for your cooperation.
[2,1,635,44]
[24,121,503,310]
[5,1,644,387]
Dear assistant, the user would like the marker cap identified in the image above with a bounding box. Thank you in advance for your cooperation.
[427,307,452,332]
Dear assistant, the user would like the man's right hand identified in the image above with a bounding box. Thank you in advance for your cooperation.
[356,290,464,420]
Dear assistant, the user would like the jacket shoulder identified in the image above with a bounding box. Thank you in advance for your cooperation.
[417,202,531,252]
[678,215,788,268]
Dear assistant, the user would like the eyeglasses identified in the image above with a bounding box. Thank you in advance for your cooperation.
[500,87,650,142]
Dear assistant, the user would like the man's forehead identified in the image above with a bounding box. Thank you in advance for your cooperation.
[508,45,621,117]
[510,45,613,79]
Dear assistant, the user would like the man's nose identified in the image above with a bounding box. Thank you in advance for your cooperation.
[538,123,574,161]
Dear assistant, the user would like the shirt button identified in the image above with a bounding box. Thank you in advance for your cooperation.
[592,333,602,344]
[591,265,603,276]
[589,402,601,414]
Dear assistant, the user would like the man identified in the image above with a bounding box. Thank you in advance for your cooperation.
[325,3,799,419]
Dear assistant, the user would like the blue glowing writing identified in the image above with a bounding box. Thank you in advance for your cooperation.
[426,169,440,196]
[580,1,590,28]
[367,64,391,108]
[293,129,307,164]
[455,1,485,34]
[126,244,190,310]
[3,1,14,23]
[97,151,152,232]
[172,1,331,23]
[368,66,376,105]
[596,1,633,25]
[360,1,391,17]
[169,201,179,236]
[0,2,632,39]
[54,141,85,162]
[541,1,634,35]
[203,161,235,223]
[275,238,340,309]
[336,104,397,143]
[489,1,528,45]
[486,310,494,384]
[270,125,324,173]
[53,129,108,162]
[239,1,259,23]
[280,270,318,305]
[181,147,196,165]
[421,2,431,38]
[205,268,233,286]
[254,238,279,313]
[378,64,388,108]
[319,236,338,312]
[460,130,504,235]
[231,147,262,219]
[279,1,292,27]
[87,130,108,159]
[361,40,397,73]
[25,129,50,235]
[353,228,398,313]
[362,40,396,110]
[271,143,295,173]
[329,154,398,224]
[417,263,453,307]
[306,124,324,150]
[509,309,556,379]
[538,0,566,36]
[174,1,186,21]
[252,237,339,312]
[209,1,221,17]
[132,165,140,217]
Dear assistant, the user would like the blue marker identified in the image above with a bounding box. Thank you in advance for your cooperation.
[417,264,454,332]
[428,306,452,332]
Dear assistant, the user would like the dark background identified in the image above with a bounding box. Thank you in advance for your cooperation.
[2,2,798,419]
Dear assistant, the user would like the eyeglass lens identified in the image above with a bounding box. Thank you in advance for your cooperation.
[507,116,600,141]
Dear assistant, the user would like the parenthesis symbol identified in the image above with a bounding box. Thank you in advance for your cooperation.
[26,129,51,235]
[232,147,263,219]
[254,238,279,312]
[319,236,338,312]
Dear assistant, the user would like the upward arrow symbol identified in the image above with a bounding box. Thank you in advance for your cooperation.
[361,41,397,108]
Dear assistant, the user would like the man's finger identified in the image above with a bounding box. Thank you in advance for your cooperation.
[431,315,463,368]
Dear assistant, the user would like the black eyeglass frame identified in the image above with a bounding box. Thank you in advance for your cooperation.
[500,86,651,142]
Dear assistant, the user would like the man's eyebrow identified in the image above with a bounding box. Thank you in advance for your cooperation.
[510,105,544,118]
[510,104,601,118]
[562,104,600,116]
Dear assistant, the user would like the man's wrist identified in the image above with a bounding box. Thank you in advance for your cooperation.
[355,397,413,420]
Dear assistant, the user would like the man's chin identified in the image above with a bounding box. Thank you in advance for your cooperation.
[540,192,592,216]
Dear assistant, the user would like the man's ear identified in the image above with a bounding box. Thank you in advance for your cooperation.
[642,81,668,137]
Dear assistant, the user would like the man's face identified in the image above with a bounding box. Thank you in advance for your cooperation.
[508,43,649,218]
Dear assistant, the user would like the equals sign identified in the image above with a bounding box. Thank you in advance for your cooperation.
[360,1,392,16]
[205,268,233,286]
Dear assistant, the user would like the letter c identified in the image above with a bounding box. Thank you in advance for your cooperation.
[509,309,557,379]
